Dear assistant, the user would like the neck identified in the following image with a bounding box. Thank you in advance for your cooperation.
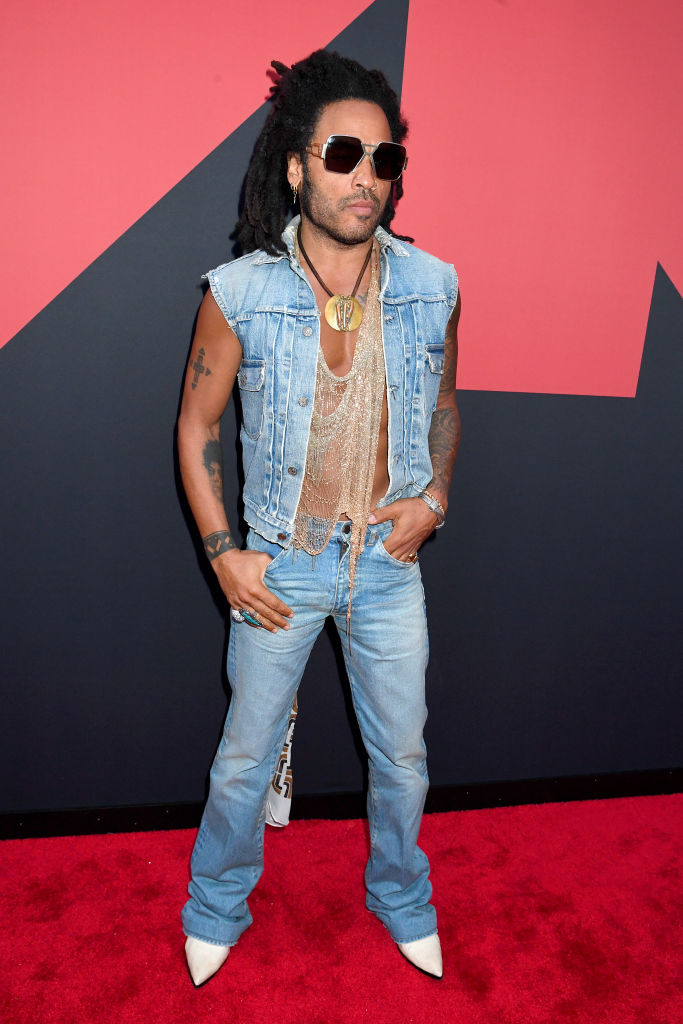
[297,217,375,280]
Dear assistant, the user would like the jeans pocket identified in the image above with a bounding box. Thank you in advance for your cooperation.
[376,534,417,568]
[264,544,290,574]
[246,528,289,573]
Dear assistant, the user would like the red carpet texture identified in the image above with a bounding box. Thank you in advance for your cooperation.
[1,795,681,1024]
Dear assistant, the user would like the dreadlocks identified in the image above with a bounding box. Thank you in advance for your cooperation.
[234,50,410,255]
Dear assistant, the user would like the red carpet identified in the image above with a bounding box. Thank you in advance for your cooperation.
[1,795,681,1023]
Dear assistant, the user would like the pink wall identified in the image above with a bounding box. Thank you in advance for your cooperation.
[2,0,682,395]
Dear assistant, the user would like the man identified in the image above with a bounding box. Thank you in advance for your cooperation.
[177,50,460,986]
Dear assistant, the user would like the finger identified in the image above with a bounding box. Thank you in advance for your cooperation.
[384,540,412,561]
[397,550,419,563]
[242,578,292,613]
[386,536,421,561]
[257,586,293,621]
[247,591,294,632]
[248,602,290,632]
[382,529,402,557]
[240,609,263,628]
[368,506,393,524]
[394,548,418,563]
[231,602,282,633]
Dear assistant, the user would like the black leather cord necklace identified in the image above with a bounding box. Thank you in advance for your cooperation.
[297,227,373,332]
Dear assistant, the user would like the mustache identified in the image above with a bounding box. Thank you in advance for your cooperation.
[342,190,380,208]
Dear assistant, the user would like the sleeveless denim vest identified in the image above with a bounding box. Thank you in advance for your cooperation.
[206,217,458,546]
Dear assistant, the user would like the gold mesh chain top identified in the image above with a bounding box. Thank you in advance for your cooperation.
[293,239,385,628]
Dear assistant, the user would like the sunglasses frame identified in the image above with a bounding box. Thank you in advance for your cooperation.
[304,135,408,181]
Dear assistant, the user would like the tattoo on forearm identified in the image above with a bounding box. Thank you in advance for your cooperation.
[428,407,461,495]
[190,347,212,389]
[203,531,237,561]
[428,307,461,498]
[202,439,224,501]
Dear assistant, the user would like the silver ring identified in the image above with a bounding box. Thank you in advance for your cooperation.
[230,608,245,623]
[239,608,263,628]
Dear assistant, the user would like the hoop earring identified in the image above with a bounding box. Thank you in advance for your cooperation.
[291,183,298,204]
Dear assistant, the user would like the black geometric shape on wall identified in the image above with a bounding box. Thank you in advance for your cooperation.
[0,0,411,813]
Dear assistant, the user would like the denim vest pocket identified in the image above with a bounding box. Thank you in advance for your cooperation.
[425,345,444,374]
[237,358,266,438]
[424,344,445,416]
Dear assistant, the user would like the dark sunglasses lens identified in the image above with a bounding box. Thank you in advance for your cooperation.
[324,136,364,173]
[372,142,407,180]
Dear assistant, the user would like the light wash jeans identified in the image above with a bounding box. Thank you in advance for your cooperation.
[181,520,436,946]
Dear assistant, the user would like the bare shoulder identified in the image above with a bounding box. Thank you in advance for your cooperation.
[191,289,243,375]
[437,289,460,398]
[195,289,240,347]
[448,289,461,334]
[179,290,243,423]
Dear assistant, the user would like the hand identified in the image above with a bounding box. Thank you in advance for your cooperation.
[212,549,294,633]
[368,497,439,562]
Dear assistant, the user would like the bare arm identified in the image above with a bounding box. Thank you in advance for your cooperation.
[426,290,462,512]
[368,291,462,560]
[177,290,292,631]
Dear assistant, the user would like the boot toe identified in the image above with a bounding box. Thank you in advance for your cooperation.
[397,933,443,978]
[185,935,230,986]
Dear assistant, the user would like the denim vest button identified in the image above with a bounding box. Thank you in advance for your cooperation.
[298,396,309,407]
[277,532,287,541]
[288,466,298,475]
[302,326,313,337]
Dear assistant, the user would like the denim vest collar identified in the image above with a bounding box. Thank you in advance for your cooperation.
[250,216,410,268]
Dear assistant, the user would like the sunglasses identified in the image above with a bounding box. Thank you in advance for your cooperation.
[304,135,408,181]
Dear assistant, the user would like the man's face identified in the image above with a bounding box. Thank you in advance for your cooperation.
[294,100,395,246]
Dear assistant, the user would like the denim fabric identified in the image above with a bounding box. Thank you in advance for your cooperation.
[181,520,437,946]
[205,217,458,546]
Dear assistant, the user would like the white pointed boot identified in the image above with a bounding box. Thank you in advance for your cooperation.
[397,933,443,978]
[185,936,230,986]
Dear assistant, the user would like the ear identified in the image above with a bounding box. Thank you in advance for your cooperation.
[287,151,303,188]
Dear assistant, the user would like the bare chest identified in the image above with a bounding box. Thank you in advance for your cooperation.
[301,263,372,377]
[318,318,359,377]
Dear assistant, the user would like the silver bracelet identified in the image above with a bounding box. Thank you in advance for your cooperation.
[418,489,446,528]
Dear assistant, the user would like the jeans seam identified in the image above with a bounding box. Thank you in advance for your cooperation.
[257,715,294,857]
[395,927,438,944]
[183,928,237,948]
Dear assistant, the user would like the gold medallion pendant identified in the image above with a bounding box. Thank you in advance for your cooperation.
[297,226,373,333]
[325,294,363,332]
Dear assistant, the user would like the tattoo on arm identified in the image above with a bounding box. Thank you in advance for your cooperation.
[428,306,461,501]
[428,407,461,496]
[203,531,237,561]
[202,439,224,502]
[190,347,212,389]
